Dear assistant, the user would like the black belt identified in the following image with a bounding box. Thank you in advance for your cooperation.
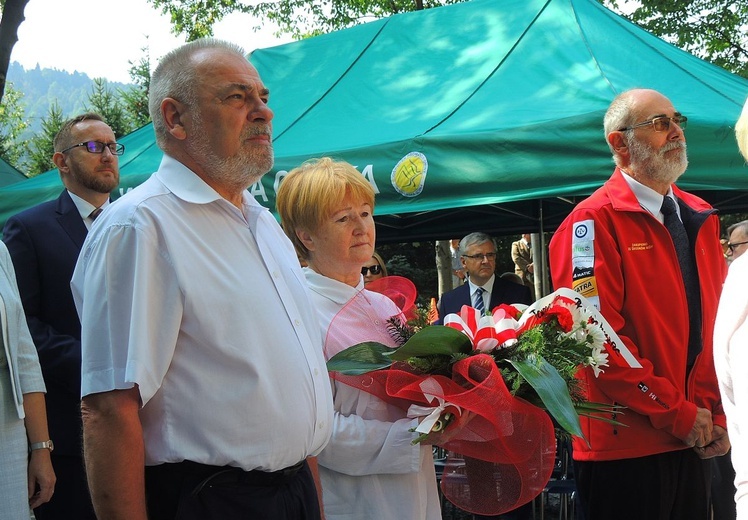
[148,459,306,494]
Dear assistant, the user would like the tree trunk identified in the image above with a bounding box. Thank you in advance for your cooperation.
[0,0,30,105]
[435,240,453,298]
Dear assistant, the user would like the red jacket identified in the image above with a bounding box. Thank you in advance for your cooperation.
[549,169,726,461]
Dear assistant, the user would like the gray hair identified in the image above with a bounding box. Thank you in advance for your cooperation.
[603,91,638,167]
[727,220,748,238]
[459,232,495,256]
[149,38,247,148]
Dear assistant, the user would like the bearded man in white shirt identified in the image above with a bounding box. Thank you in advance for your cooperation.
[72,39,334,520]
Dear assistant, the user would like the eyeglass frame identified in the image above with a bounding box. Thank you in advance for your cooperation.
[618,115,687,133]
[60,140,125,156]
[462,252,497,261]
[727,240,748,253]
[361,264,382,276]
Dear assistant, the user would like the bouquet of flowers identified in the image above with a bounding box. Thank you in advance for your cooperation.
[327,281,634,515]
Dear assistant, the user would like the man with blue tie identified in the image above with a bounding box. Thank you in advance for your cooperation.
[437,232,532,323]
[3,113,121,520]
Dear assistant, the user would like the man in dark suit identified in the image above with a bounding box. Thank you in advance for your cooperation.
[437,232,532,323]
[437,231,533,519]
[3,113,121,520]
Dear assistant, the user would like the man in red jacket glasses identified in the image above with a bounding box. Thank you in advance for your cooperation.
[549,88,729,520]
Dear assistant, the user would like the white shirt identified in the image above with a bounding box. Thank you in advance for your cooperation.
[67,190,110,230]
[620,169,679,224]
[72,155,333,471]
[714,253,748,518]
[304,269,441,520]
[468,273,495,310]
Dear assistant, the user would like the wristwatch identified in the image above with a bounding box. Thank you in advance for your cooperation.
[29,440,54,452]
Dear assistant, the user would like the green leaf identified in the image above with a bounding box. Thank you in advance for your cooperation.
[508,355,585,439]
[326,342,394,375]
[388,326,472,361]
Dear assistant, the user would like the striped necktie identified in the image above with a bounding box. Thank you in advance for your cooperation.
[473,287,485,314]
[89,207,103,221]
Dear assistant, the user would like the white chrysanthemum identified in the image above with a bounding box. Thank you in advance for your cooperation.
[585,325,606,351]
[586,348,609,377]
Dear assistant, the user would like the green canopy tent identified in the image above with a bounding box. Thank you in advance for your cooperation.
[0,157,27,188]
[1,0,747,240]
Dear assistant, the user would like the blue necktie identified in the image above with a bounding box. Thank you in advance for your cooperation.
[661,196,702,366]
[473,287,485,314]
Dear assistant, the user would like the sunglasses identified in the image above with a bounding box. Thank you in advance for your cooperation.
[361,264,382,276]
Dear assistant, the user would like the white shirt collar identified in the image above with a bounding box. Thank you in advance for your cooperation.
[67,190,110,229]
[468,273,495,295]
[303,266,364,305]
[620,169,677,224]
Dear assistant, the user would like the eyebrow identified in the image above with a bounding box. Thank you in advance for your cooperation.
[220,83,270,98]
[646,111,682,120]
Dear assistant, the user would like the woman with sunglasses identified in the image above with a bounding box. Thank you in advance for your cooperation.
[361,252,388,285]
[276,158,441,520]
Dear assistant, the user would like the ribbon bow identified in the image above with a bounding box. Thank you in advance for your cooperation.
[406,377,462,434]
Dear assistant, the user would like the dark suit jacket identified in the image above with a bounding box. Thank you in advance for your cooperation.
[3,190,87,456]
[437,275,532,324]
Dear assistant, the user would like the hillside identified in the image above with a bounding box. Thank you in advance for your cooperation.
[6,61,132,137]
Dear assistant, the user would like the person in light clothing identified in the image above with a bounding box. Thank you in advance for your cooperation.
[0,241,55,518]
[72,39,333,520]
[276,157,442,520]
[714,97,748,519]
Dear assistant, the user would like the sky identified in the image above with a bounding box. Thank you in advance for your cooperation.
[10,0,294,84]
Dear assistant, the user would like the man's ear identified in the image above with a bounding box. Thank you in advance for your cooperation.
[52,152,68,174]
[297,229,315,252]
[161,98,188,140]
[608,131,629,162]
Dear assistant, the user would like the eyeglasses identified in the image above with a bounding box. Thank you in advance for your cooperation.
[361,265,382,276]
[61,141,125,156]
[462,252,497,261]
[728,240,748,252]
[619,115,687,133]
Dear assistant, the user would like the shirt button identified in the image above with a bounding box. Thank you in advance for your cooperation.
[314,368,320,376]
[294,319,301,326]
[273,271,280,278]
[318,422,325,430]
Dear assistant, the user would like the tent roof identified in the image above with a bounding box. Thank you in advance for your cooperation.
[1,0,747,240]
[250,0,748,239]
[0,157,27,188]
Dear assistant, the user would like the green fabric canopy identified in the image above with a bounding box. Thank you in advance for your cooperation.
[1,0,747,240]
[0,157,27,187]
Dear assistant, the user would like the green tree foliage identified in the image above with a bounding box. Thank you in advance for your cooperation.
[148,0,462,40]
[0,81,28,169]
[26,101,63,177]
[85,78,133,138]
[120,46,152,129]
[378,242,439,305]
[604,0,748,78]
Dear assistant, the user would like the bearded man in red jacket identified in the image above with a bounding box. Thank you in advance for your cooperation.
[549,88,729,520]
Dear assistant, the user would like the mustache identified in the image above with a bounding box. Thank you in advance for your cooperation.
[243,125,272,140]
[660,141,686,154]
